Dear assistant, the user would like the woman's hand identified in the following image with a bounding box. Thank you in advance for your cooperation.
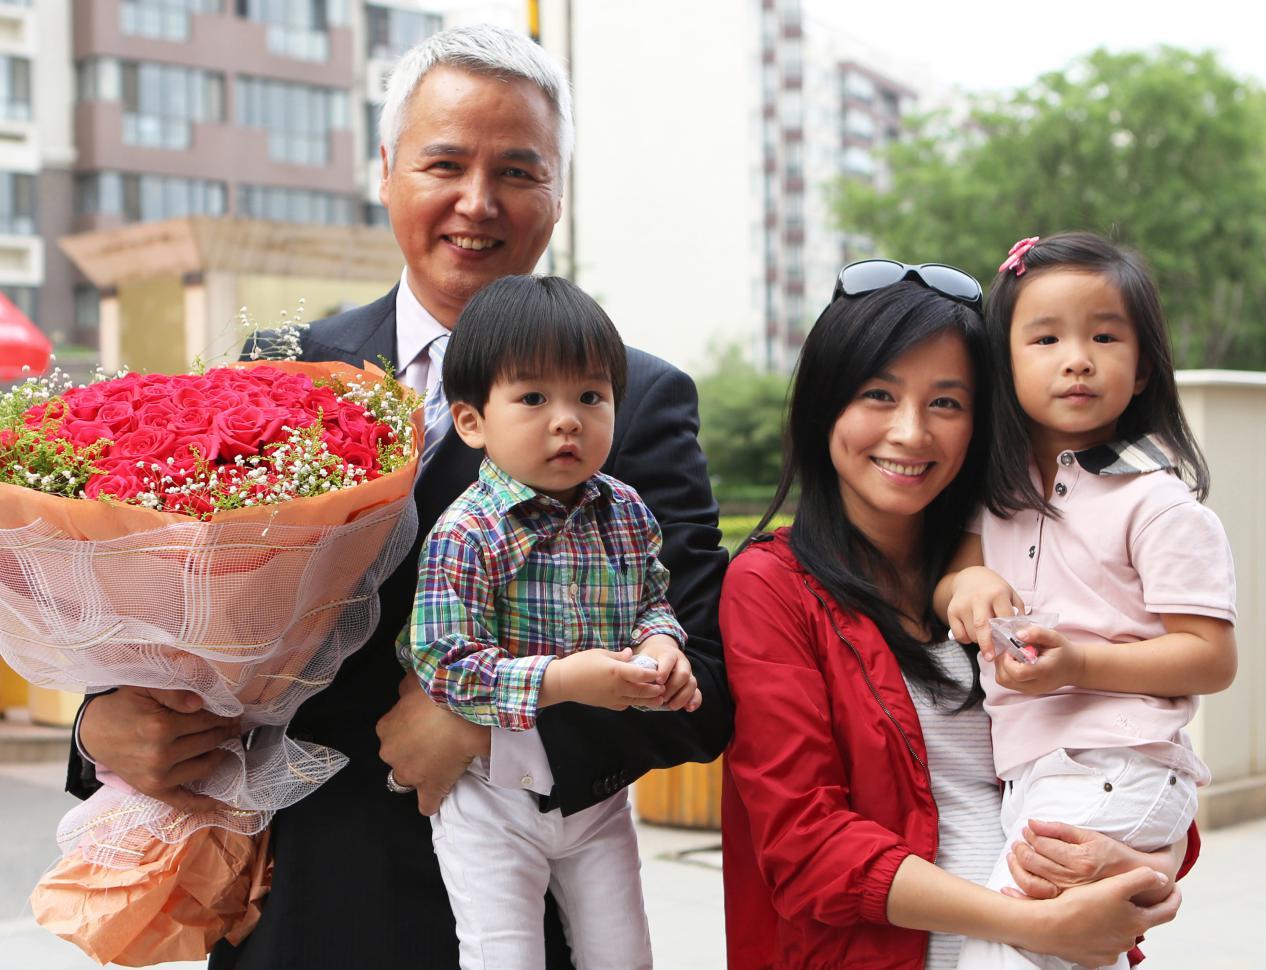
[1024,868,1180,967]
[944,566,1025,659]
[1007,818,1184,906]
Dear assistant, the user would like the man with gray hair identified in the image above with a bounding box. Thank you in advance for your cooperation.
[68,23,731,970]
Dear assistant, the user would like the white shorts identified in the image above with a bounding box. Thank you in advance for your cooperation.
[957,746,1197,970]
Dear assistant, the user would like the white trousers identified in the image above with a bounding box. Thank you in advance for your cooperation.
[957,746,1198,970]
[431,760,653,970]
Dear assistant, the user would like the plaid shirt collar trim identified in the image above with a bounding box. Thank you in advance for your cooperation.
[1073,433,1175,476]
[476,457,619,516]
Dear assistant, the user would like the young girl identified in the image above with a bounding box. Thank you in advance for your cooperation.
[722,262,1185,970]
[937,233,1237,969]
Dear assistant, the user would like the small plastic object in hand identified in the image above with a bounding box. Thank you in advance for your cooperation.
[987,612,1059,665]
[630,653,669,712]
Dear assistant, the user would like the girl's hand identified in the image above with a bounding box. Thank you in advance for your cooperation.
[1025,868,1179,967]
[634,634,702,712]
[1005,819,1180,906]
[945,566,1025,659]
[993,625,1085,694]
[541,648,665,711]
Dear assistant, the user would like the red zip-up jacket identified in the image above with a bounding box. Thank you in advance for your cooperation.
[720,530,1197,969]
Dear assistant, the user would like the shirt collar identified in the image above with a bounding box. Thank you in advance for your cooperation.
[394,268,449,370]
[1073,433,1175,476]
[476,457,617,517]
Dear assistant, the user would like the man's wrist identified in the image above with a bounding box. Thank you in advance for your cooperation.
[73,688,117,766]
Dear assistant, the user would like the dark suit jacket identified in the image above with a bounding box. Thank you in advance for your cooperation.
[67,287,732,969]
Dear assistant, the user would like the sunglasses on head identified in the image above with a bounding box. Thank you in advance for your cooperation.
[832,259,983,313]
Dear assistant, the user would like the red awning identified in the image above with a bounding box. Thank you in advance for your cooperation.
[0,291,51,380]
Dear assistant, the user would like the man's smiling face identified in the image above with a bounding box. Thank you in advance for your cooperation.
[379,66,564,327]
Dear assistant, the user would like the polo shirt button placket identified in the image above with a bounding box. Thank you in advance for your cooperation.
[1059,451,1075,467]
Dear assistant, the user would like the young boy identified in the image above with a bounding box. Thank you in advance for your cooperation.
[397,274,701,970]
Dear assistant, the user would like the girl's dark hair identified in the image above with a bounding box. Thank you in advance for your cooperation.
[444,275,627,409]
[751,282,991,709]
[985,231,1209,517]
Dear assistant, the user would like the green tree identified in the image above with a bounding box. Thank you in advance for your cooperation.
[835,47,1266,368]
[695,345,788,499]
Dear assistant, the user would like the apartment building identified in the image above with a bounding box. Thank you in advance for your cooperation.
[0,2,41,337]
[561,0,918,372]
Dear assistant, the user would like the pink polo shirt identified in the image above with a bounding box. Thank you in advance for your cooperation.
[972,441,1236,782]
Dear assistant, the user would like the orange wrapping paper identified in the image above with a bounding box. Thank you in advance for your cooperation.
[30,828,272,967]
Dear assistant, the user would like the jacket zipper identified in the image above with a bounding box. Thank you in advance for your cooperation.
[803,579,928,774]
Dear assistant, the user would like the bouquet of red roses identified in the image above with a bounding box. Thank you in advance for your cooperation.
[0,359,422,965]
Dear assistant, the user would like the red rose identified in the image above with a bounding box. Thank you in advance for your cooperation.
[168,434,221,468]
[83,468,147,501]
[60,420,114,448]
[266,374,312,406]
[172,385,209,410]
[301,387,342,420]
[63,388,108,422]
[336,440,380,474]
[95,399,138,435]
[168,407,216,437]
[212,404,290,461]
[108,427,178,464]
[135,400,180,429]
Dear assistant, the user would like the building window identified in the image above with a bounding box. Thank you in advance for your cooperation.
[74,285,101,339]
[122,62,224,149]
[76,172,226,222]
[841,69,875,103]
[239,184,355,225]
[120,0,219,42]
[79,59,224,150]
[366,101,380,160]
[365,4,441,60]
[0,171,35,234]
[0,55,31,122]
[364,201,389,226]
[237,76,347,166]
[236,0,348,61]
[0,285,37,327]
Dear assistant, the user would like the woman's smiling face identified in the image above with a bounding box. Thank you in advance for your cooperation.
[830,330,976,541]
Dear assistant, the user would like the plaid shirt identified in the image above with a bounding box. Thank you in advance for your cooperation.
[398,458,685,730]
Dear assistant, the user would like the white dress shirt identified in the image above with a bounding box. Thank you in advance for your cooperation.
[394,268,555,797]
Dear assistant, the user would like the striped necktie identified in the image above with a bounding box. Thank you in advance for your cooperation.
[420,333,451,470]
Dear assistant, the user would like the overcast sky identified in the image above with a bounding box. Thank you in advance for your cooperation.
[822,0,1266,96]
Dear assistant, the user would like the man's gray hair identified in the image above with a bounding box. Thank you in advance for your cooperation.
[378,23,574,175]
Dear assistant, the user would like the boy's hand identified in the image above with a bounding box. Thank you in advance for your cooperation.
[635,634,702,712]
[993,625,1086,694]
[945,566,1025,659]
[541,648,665,711]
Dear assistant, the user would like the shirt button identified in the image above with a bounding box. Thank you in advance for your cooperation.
[1028,546,1036,558]
[569,583,579,598]
[520,774,534,789]
[1059,451,1075,466]
[1054,482,1068,496]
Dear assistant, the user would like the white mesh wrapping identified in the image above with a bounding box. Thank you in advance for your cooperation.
[0,494,417,867]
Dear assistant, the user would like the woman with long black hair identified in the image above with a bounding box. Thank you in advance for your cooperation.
[720,264,1191,970]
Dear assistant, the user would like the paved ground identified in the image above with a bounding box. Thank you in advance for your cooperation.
[1,758,1262,969]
